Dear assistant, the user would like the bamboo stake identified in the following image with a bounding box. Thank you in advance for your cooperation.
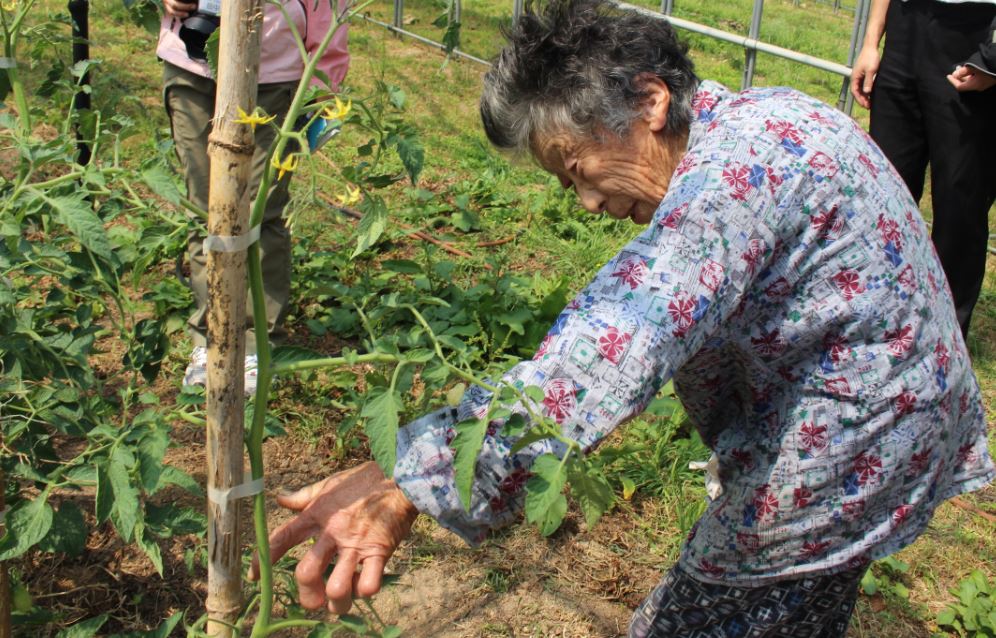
[204,0,263,632]
[0,449,9,638]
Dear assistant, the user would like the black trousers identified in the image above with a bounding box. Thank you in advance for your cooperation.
[869,0,996,337]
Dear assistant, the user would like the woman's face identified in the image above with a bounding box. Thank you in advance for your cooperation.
[532,77,683,225]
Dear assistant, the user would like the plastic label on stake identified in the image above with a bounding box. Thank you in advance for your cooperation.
[207,475,264,517]
[0,58,16,68]
[204,225,260,253]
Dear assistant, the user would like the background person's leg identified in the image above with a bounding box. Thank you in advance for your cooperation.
[164,62,216,349]
[869,0,928,204]
[918,1,996,337]
[164,62,217,386]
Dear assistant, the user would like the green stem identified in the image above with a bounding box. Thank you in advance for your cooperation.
[246,241,274,638]
[360,598,388,631]
[175,410,207,427]
[270,352,399,376]
[3,38,29,136]
[262,619,322,635]
[353,302,378,346]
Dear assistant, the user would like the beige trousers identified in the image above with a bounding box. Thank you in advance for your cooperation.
[164,61,297,353]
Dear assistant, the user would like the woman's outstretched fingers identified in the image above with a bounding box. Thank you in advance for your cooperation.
[356,555,387,598]
[296,536,338,610]
[275,476,332,510]
[326,550,360,615]
[251,513,317,581]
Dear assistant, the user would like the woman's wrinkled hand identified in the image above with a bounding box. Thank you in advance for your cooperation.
[249,461,419,614]
[850,45,881,109]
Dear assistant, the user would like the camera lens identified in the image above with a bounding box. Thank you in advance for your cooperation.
[179,13,221,61]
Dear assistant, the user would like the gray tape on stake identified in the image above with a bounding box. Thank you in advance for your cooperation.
[0,57,16,69]
[207,475,264,517]
[203,225,261,253]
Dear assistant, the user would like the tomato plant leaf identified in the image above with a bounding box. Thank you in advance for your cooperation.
[138,426,169,493]
[305,624,336,638]
[381,627,403,638]
[55,613,107,638]
[338,614,367,633]
[509,428,553,455]
[381,259,423,274]
[155,465,204,496]
[352,196,388,258]
[136,521,164,576]
[524,385,545,404]
[95,462,114,523]
[0,496,54,560]
[46,193,113,260]
[37,501,86,556]
[533,492,567,537]
[441,19,461,53]
[393,134,424,186]
[361,388,401,477]
[524,454,568,536]
[403,348,435,364]
[451,417,488,510]
[567,460,614,529]
[148,611,185,638]
[109,454,140,542]
[140,164,183,206]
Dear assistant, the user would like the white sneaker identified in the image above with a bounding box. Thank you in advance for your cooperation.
[244,354,258,396]
[183,347,260,396]
[183,346,208,387]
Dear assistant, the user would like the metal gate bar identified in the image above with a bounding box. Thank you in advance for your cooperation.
[370,0,866,114]
[360,13,493,66]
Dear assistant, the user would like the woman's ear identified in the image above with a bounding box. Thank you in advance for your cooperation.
[638,75,671,132]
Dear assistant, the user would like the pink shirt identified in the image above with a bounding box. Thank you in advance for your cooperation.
[157,0,349,90]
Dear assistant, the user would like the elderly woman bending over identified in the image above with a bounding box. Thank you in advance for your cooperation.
[255,1,994,636]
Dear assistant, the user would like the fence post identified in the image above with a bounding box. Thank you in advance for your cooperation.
[393,0,404,31]
[742,0,764,90]
[203,0,262,630]
[0,458,9,638]
[838,0,868,112]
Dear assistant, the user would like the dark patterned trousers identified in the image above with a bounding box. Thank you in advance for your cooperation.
[629,563,864,638]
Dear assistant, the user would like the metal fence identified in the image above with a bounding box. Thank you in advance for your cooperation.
[361,0,872,114]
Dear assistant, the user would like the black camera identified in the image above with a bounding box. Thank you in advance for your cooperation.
[178,0,221,61]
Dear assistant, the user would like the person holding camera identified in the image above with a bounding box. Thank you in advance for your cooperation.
[157,0,349,393]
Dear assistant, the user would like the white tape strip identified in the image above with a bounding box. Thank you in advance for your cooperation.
[207,475,264,516]
[204,225,260,253]
[0,58,15,69]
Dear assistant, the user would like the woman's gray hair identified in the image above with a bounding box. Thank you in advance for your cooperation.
[481,0,699,156]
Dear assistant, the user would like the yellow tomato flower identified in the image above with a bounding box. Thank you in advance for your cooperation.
[270,153,299,180]
[1,0,16,12]
[321,96,352,122]
[336,184,361,207]
[233,106,276,131]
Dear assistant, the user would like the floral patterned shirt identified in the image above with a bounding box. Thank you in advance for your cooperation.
[393,81,994,585]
